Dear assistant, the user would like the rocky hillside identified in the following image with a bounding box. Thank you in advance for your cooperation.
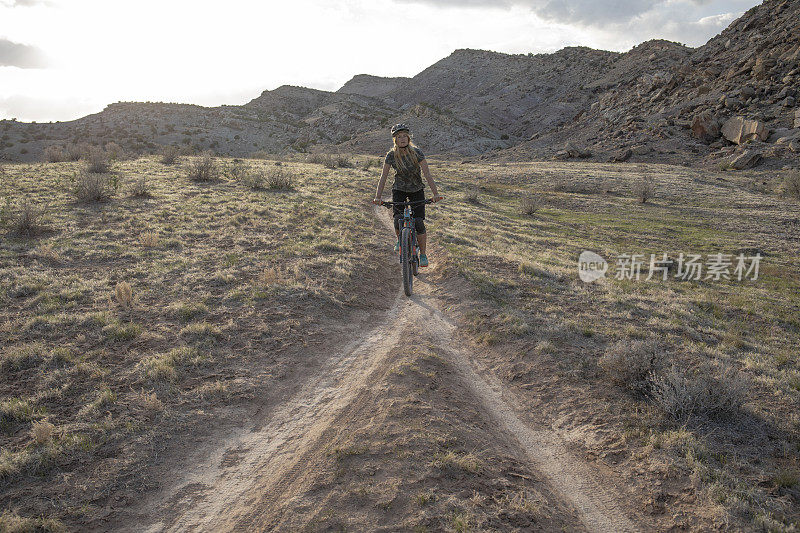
[501,0,800,168]
[0,0,797,169]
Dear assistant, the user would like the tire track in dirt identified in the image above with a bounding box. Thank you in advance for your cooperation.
[134,294,407,532]
[132,206,641,532]
[372,206,640,532]
[418,290,640,533]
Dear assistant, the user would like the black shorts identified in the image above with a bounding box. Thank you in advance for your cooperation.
[392,188,425,220]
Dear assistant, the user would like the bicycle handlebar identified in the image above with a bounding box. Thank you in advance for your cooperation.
[379,198,435,208]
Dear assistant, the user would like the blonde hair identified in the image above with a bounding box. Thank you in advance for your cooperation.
[391,132,420,171]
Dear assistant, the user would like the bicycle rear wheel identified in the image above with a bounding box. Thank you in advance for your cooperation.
[401,227,413,296]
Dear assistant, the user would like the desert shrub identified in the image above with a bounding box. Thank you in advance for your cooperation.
[160,145,180,165]
[139,230,158,247]
[115,282,132,308]
[335,154,353,168]
[186,152,220,181]
[783,171,800,201]
[651,364,748,419]
[83,146,111,173]
[306,153,352,169]
[31,419,55,445]
[633,175,656,204]
[519,195,539,216]
[227,159,250,181]
[552,178,601,194]
[65,142,88,161]
[598,339,661,395]
[265,167,295,190]
[129,176,151,197]
[306,153,329,167]
[0,398,37,432]
[361,158,381,171]
[43,145,66,163]
[104,142,125,161]
[464,187,480,204]
[0,195,12,228]
[11,201,46,237]
[242,170,268,190]
[229,160,292,190]
[72,171,115,202]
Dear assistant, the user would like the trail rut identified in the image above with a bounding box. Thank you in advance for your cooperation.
[127,206,642,532]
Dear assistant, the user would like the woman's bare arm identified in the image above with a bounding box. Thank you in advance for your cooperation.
[373,163,391,202]
[420,160,441,200]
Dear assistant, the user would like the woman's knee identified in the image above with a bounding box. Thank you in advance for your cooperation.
[415,218,426,234]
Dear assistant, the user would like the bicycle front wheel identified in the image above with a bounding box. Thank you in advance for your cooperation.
[401,227,413,296]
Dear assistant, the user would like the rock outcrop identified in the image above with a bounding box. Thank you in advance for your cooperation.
[729,150,762,170]
[691,112,720,142]
[721,117,769,145]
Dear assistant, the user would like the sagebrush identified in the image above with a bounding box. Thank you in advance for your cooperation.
[73,171,115,202]
[187,153,220,181]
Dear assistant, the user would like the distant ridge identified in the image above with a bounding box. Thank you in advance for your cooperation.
[2,0,797,169]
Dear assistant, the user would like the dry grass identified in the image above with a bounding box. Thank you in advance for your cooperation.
[139,231,159,248]
[432,159,800,529]
[129,176,151,198]
[431,450,481,473]
[104,142,126,161]
[226,159,249,181]
[651,364,748,419]
[783,171,800,201]
[10,200,46,237]
[115,281,132,308]
[0,156,377,526]
[65,143,87,162]
[31,419,55,445]
[598,339,661,395]
[633,174,656,203]
[518,194,539,216]
[463,187,480,204]
[137,391,164,412]
[0,511,64,532]
[3,156,796,530]
[264,167,296,190]
[307,153,353,169]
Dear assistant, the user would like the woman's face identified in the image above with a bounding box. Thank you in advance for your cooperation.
[394,132,409,147]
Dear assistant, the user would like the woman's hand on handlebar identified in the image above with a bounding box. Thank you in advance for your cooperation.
[372,198,382,205]
[432,195,443,202]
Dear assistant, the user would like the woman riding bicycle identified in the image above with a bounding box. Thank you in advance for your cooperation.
[372,123,442,267]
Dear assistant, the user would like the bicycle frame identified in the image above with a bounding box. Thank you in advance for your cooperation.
[381,198,431,257]
[380,198,433,295]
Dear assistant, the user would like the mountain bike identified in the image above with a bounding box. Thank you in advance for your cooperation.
[380,198,434,297]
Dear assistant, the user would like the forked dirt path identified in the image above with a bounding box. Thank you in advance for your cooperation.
[124,207,642,532]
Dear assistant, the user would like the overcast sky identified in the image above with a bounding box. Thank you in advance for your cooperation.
[0,0,761,123]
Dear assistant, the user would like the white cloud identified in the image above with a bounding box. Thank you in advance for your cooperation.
[0,38,49,68]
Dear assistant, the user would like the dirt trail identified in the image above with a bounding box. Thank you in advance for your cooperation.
[127,207,641,532]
